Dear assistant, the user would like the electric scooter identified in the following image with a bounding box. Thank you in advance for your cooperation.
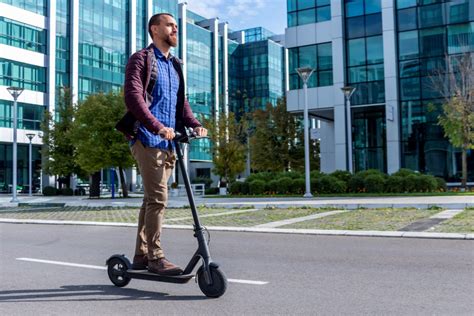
[106,130,227,298]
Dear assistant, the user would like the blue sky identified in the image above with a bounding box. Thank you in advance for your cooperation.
[185,0,287,35]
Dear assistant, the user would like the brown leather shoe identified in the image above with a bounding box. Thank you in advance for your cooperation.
[148,258,183,275]
[132,255,148,270]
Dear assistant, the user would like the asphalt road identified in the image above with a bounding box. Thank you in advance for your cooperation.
[0,223,473,315]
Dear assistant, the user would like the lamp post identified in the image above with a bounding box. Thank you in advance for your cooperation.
[7,86,24,203]
[296,67,315,198]
[26,133,35,197]
[340,86,356,173]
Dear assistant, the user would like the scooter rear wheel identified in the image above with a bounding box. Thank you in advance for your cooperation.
[197,266,227,298]
[107,257,131,287]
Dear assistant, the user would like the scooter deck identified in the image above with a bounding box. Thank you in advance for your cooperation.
[126,269,195,284]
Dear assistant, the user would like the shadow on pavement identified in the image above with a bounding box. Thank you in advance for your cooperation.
[0,284,207,302]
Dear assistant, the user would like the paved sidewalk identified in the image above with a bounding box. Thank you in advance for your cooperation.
[1,194,473,209]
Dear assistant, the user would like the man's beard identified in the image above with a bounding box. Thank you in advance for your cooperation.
[166,35,178,47]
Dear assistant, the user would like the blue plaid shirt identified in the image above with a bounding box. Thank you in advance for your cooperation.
[136,46,179,149]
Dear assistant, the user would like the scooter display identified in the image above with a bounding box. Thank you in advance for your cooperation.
[106,131,227,298]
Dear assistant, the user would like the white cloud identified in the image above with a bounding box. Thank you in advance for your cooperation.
[184,0,223,18]
[226,0,266,17]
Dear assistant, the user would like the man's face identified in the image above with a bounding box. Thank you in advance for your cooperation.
[152,15,178,47]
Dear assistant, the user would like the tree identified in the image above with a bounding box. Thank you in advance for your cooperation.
[249,98,319,172]
[71,91,135,197]
[202,111,246,184]
[41,87,83,188]
[429,52,473,188]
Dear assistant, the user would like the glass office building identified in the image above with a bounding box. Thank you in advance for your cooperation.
[0,0,287,190]
[286,0,473,181]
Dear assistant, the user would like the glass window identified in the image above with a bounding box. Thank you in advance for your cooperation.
[446,1,469,24]
[447,23,473,54]
[399,60,420,77]
[398,7,417,31]
[399,30,419,60]
[299,0,316,10]
[346,0,364,17]
[298,8,316,25]
[397,0,417,9]
[347,16,365,38]
[348,38,366,66]
[400,77,420,100]
[318,43,332,69]
[317,0,330,6]
[420,27,446,57]
[298,45,317,69]
[287,0,297,12]
[366,36,383,64]
[365,13,382,36]
[367,81,385,103]
[319,70,333,86]
[349,66,367,83]
[421,57,445,76]
[365,0,381,14]
[317,5,331,22]
[419,3,445,28]
[288,12,298,27]
[367,64,384,81]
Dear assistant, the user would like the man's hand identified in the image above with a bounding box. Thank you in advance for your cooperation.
[158,127,175,140]
[194,127,208,137]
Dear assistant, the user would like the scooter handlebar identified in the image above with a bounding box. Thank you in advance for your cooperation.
[173,128,208,143]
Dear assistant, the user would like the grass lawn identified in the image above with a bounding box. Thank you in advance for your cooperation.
[0,206,233,223]
[207,192,474,198]
[282,208,441,231]
[432,208,474,233]
[167,207,330,227]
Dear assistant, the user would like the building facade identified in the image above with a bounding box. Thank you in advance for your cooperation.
[286,0,473,181]
[0,0,287,192]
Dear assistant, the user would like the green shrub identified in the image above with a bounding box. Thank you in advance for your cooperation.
[356,169,385,179]
[249,180,266,195]
[404,174,419,192]
[435,177,447,191]
[192,177,213,189]
[310,170,323,180]
[416,175,438,192]
[43,186,58,196]
[265,179,279,194]
[364,174,386,193]
[228,181,249,195]
[277,172,303,180]
[347,175,365,193]
[392,168,416,178]
[317,175,346,194]
[276,177,293,194]
[229,182,243,195]
[385,175,405,193]
[61,188,73,196]
[205,187,219,195]
[246,172,275,183]
[290,178,305,194]
[330,170,353,183]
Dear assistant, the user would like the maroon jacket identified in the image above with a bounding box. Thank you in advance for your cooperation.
[124,44,201,135]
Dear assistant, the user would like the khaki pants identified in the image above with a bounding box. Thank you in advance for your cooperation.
[131,140,175,260]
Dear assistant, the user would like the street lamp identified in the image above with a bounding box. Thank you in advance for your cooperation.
[340,86,356,173]
[26,133,36,197]
[296,67,315,198]
[7,86,24,203]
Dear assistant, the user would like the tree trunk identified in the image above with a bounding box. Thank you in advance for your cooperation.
[118,166,128,198]
[461,147,467,189]
[89,171,101,198]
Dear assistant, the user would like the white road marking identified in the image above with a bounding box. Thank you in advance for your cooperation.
[16,257,268,285]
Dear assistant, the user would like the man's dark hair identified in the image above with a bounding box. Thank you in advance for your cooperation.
[148,13,174,39]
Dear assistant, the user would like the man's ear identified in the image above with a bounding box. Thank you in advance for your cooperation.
[151,25,159,36]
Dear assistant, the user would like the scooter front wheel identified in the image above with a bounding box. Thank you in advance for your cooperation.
[107,257,131,287]
[197,265,228,298]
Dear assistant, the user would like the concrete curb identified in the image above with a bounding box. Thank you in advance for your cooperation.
[0,218,471,240]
